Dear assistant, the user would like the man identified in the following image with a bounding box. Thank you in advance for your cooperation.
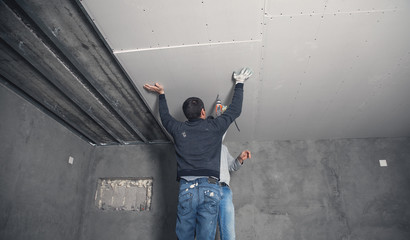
[143,67,252,240]
[218,144,251,240]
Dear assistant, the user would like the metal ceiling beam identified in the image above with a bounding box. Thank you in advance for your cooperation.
[0,43,116,145]
[1,1,138,144]
[1,78,96,146]
[0,0,172,145]
[16,0,170,143]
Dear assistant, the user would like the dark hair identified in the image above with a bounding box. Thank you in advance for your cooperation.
[183,97,204,120]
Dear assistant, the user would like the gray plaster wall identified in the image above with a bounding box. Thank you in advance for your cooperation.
[2,83,410,240]
[80,143,179,240]
[0,85,94,240]
[224,138,410,240]
[80,137,410,240]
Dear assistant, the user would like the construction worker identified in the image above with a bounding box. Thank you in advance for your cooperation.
[218,144,251,240]
[143,67,252,239]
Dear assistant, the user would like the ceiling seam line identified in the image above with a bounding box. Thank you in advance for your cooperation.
[264,9,398,19]
[251,0,269,140]
[113,40,262,54]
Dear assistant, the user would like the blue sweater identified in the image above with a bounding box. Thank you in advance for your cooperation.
[159,83,244,180]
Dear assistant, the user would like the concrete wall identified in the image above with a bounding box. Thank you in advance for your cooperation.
[80,138,410,240]
[224,138,410,240]
[2,83,410,240]
[0,85,94,240]
[80,144,178,240]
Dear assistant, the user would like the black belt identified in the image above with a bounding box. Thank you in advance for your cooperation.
[206,177,229,187]
[207,176,219,184]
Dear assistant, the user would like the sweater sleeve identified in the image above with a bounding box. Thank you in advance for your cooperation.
[214,83,244,131]
[227,150,242,172]
[158,94,178,134]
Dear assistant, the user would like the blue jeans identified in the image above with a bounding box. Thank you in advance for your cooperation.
[176,178,221,240]
[218,185,235,240]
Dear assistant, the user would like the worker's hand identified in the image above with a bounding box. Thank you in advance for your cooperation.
[237,150,251,164]
[233,67,253,84]
[143,83,164,94]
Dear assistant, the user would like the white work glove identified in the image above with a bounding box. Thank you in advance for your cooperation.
[233,67,253,84]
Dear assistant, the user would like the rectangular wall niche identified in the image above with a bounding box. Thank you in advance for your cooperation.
[95,178,153,211]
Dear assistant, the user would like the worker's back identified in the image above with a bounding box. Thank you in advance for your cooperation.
[158,83,244,180]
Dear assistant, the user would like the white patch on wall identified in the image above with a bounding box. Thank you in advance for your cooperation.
[379,159,388,167]
[95,178,153,211]
[68,156,74,165]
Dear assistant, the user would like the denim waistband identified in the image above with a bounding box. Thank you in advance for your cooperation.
[180,177,219,185]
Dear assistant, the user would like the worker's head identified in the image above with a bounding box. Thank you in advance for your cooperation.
[183,97,205,120]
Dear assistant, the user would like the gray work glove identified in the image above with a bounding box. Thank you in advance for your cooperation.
[233,67,253,84]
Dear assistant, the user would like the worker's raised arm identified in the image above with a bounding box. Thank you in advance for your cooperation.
[215,67,253,130]
[143,82,179,134]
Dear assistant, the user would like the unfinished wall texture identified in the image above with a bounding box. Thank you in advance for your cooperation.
[0,85,94,240]
[95,178,153,211]
[2,83,410,240]
[225,138,410,240]
[80,143,178,240]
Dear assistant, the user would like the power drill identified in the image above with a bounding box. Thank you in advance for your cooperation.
[215,94,223,117]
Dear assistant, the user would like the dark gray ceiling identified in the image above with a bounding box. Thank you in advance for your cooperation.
[0,0,170,145]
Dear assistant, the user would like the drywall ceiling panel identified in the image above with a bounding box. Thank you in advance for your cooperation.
[115,42,262,142]
[311,9,410,139]
[257,5,410,140]
[78,0,410,142]
[79,0,265,142]
[257,14,326,140]
[80,0,264,51]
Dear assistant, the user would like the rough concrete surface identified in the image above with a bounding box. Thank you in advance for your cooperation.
[79,143,178,240]
[1,83,410,240]
[0,85,94,240]
[225,139,410,240]
[95,178,153,211]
